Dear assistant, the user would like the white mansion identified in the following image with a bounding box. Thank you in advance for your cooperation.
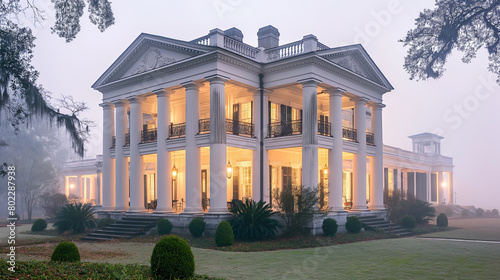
[63,26,454,223]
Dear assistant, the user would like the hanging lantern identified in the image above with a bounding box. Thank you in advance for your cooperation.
[226,161,233,179]
[172,164,178,181]
[323,164,328,176]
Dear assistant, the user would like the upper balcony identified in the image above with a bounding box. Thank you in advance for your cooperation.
[199,118,254,137]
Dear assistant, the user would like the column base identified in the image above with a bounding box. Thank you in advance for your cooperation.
[99,206,115,212]
[350,205,370,212]
[113,206,129,212]
[368,205,386,211]
[182,207,205,214]
[207,207,229,215]
[154,208,175,214]
[127,207,147,213]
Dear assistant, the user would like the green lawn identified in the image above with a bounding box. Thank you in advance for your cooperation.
[422,217,500,241]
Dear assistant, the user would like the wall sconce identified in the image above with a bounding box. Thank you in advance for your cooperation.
[172,164,178,181]
[322,164,328,176]
[226,161,233,179]
[70,184,75,189]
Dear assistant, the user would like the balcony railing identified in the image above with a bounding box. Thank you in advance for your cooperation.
[141,128,157,143]
[198,118,254,137]
[268,120,302,138]
[111,136,116,149]
[169,122,186,138]
[342,127,357,142]
[125,133,130,146]
[366,132,375,146]
[318,121,331,136]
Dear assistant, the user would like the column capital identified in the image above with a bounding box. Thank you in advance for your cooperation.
[325,87,345,97]
[368,102,386,109]
[297,77,322,87]
[205,74,230,84]
[350,96,369,105]
[181,80,204,90]
[113,99,129,108]
[99,102,115,109]
[127,96,144,104]
[153,88,174,97]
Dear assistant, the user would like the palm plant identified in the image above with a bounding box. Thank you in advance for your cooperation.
[54,203,96,234]
[230,199,280,241]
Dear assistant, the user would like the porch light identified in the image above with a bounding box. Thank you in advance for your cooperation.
[441,182,447,188]
[227,161,233,179]
[70,184,75,189]
[322,165,328,176]
[172,165,178,181]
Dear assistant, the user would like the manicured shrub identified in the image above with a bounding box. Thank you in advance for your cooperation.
[322,218,338,236]
[476,208,484,217]
[230,199,280,241]
[461,209,469,217]
[215,221,234,247]
[400,215,416,229]
[31,219,47,232]
[97,217,115,229]
[150,235,194,279]
[437,213,448,227]
[51,241,80,262]
[54,203,96,234]
[445,207,454,217]
[492,209,499,216]
[188,218,206,237]
[156,219,173,235]
[345,216,362,233]
[384,189,435,224]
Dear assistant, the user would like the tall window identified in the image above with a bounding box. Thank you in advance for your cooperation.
[292,168,301,188]
[241,102,252,123]
[292,108,301,121]
[242,166,252,198]
[342,109,354,128]
[270,103,279,123]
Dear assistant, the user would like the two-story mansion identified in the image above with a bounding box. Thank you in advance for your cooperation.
[88,25,394,219]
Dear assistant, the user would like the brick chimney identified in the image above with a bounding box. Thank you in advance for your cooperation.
[257,25,280,49]
[224,27,244,42]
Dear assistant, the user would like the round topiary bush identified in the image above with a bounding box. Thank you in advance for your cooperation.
[31,219,47,232]
[215,221,234,247]
[157,218,173,235]
[150,235,194,279]
[189,218,206,237]
[400,215,416,229]
[322,218,338,237]
[476,208,484,217]
[51,241,80,262]
[445,207,454,217]
[97,217,115,229]
[461,209,469,217]
[492,209,499,217]
[345,216,362,233]
[437,213,448,227]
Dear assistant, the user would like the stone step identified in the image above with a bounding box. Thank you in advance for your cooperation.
[87,233,133,239]
[97,229,144,236]
[81,236,113,242]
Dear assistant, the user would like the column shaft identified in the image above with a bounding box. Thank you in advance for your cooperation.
[100,103,115,210]
[128,97,146,212]
[369,103,385,210]
[183,82,204,213]
[207,75,229,214]
[352,97,368,211]
[438,171,444,204]
[300,79,320,189]
[252,91,261,201]
[114,100,129,211]
[328,89,344,211]
[155,89,174,213]
[448,172,454,204]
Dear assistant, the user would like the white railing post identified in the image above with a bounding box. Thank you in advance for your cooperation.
[209,28,225,47]
[303,34,318,52]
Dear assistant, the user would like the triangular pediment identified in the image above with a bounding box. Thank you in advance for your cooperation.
[319,45,393,90]
[93,33,214,89]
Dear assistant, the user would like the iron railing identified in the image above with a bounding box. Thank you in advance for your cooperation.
[342,127,357,142]
[111,136,116,148]
[268,120,302,138]
[366,132,375,145]
[169,122,186,138]
[198,118,254,137]
[141,128,157,143]
[318,120,331,136]
[125,133,130,146]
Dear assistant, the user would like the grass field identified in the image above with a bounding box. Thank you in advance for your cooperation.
[2,218,499,279]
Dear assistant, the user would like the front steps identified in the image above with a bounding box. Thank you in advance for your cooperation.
[356,215,412,237]
[82,216,160,241]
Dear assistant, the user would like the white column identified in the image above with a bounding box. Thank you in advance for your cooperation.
[99,103,114,210]
[64,176,70,198]
[369,102,385,210]
[351,97,368,211]
[328,88,344,211]
[438,171,444,204]
[299,78,321,189]
[448,172,454,205]
[207,75,230,214]
[76,175,82,199]
[182,81,204,214]
[114,100,129,211]
[128,96,146,212]
[90,176,96,204]
[96,172,101,205]
[262,91,270,203]
[154,89,174,213]
[251,90,261,201]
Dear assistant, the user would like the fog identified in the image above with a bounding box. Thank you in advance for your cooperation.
[23,0,499,210]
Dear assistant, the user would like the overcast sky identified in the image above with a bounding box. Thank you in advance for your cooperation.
[27,0,499,210]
